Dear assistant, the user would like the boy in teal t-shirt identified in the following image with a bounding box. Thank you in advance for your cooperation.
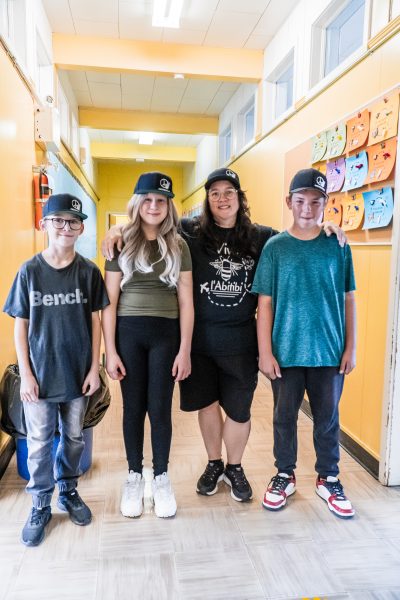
[252,168,356,519]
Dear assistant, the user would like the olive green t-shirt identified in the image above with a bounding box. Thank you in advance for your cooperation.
[104,237,192,318]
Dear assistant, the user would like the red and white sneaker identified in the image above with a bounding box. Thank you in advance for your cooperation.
[262,473,296,511]
[316,476,355,519]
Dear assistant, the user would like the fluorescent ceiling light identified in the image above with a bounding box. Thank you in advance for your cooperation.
[152,0,184,28]
[138,132,154,145]
[136,158,145,162]
[174,73,184,79]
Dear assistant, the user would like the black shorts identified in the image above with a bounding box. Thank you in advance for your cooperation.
[179,352,259,423]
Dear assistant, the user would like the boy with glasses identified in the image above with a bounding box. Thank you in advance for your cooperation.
[3,193,109,546]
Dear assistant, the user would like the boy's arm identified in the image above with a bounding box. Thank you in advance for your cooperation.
[339,291,356,375]
[257,295,281,380]
[101,271,126,380]
[82,311,101,396]
[173,270,194,382]
[14,317,39,403]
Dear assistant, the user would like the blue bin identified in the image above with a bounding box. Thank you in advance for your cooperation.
[16,427,93,481]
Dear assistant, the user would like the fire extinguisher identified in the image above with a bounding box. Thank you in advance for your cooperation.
[33,169,53,230]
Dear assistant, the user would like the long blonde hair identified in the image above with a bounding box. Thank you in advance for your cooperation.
[118,193,182,288]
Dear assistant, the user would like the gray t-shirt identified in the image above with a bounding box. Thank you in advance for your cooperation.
[251,231,356,367]
[3,253,109,401]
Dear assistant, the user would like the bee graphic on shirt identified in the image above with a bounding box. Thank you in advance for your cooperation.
[210,257,243,281]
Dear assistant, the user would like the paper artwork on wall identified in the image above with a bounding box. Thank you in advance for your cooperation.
[362,187,394,230]
[342,193,365,231]
[342,151,368,191]
[326,157,345,193]
[324,194,343,225]
[368,93,399,144]
[345,109,370,152]
[326,123,347,159]
[366,138,397,183]
[311,131,327,163]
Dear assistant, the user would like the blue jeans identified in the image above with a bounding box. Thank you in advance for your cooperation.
[271,367,344,478]
[23,396,88,508]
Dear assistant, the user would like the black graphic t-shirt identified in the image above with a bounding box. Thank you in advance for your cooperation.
[180,219,277,356]
[3,253,109,402]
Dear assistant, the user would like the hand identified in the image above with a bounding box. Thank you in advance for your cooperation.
[106,353,126,380]
[258,353,281,380]
[101,225,124,261]
[172,351,191,382]
[322,221,347,247]
[82,367,100,396]
[339,347,356,375]
[20,373,39,403]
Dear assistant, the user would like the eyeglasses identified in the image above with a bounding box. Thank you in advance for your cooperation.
[208,188,238,202]
[44,217,83,230]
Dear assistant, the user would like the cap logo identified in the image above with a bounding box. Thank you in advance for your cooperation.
[71,198,80,210]
[159,178,170,190]
[316,176,326,189]
[226,170,236,179]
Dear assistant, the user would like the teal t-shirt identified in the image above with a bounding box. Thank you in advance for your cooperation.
[251,230,356,367]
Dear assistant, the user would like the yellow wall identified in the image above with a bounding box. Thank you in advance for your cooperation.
[182,32,400,459]
[96,162,184,267]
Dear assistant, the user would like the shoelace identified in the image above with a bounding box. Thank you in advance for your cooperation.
[30,508,48,525]
[322,479,347,500]
[202,463,223,483]
[126,479,142,498]
[154,477,172,498]
[268,475,292,495]
[63,491,84,509]
[227,468,249,491]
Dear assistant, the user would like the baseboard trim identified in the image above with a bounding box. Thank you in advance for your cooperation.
[301,400,379,479]
[0,436,15,479]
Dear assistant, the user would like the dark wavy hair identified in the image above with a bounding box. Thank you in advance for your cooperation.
[193,189,258,257]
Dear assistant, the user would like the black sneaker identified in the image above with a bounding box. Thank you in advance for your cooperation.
[57,489,92,526]
[223,466,253,502]
[196,461,224,495]
[21,506,52,547]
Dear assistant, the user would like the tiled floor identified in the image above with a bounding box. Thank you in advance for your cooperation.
[1,376,400,600]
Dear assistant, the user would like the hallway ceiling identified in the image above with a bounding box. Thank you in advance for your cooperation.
[42,0,299,165]
[43,0,297,49]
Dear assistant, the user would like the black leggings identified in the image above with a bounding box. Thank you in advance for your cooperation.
[117,316,180,476]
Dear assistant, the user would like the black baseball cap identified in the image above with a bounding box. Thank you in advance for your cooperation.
[205,168,241,190]
[289,168,328,198]
[134,172,174,198]
[43,193,88,220]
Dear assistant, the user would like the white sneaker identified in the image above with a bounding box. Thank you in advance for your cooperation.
[120,472,145,518]
[151,472,177,518]
[316,476,355,519]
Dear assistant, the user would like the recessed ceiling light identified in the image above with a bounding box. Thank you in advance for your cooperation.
[174,73,184,79]
[136,158,145,162]
[138,132,154,145]
[152,0,184,28]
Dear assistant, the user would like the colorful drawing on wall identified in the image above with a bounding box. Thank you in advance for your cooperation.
[326,123,347,159]
[324,194,343,225]
[342,193,365,231]
[368,93,400,144]
[362,187,394,230]
[326,157,345,193]
[366,138,397,184]
[311,131,327,163]
[344,109,370,152]
[342,151,368,191]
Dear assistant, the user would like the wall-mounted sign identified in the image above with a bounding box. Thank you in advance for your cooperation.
[342,151,368,191]
[342,193,364,231]
[345,109,370,152]
[362,187,394,229]
[326,123,347,159]
[311,131,327,163]
[326,157,345,193]
[324,193,343,225]
[368,93,399,144]
[366,138,397,184]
